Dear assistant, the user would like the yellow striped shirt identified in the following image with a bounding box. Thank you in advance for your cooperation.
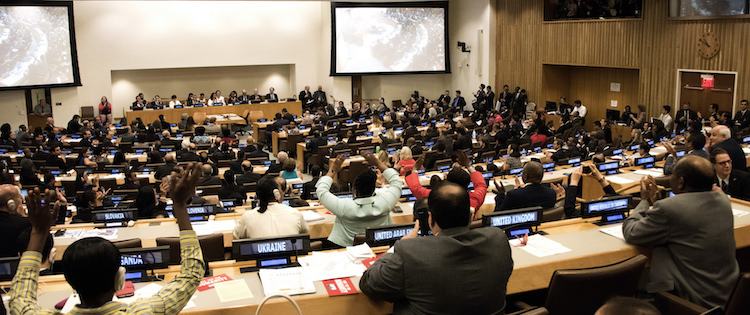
[11,230,205,315]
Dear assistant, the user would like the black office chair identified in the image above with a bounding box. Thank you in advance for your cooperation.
[156,233,225,265]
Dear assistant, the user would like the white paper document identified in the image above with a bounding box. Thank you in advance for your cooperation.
[632,169,663,177]
[732,208,750,218]
[258,267,316,296]
[192,220,237,236]
[115,283,164,304]
[80,228,118,240]
[509,234,572,257]
[605,175,635,185]
[599,224,625,240]
[54,229,84,239]
[301,210,325,222]
[298,251,367,281]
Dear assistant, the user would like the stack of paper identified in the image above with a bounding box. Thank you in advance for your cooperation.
[600,224,625,240]
[80,229,118,240]
[509,234,572,257]
[258,267,316,296]
[605,175,635,185]
[298,251,367,281]
[54,229,84,239]
[346,243,375,261]
[301,210,325,222]
[732,208,750,218]
[192,220,236,236]
[633,169,664,177]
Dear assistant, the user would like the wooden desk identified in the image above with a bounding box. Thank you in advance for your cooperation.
[124,101,302,126]
[610,124,633,145]
[16,199,750,314]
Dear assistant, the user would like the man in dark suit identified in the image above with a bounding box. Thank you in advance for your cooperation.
[177,143,201,162]
[511,87,527,118]
[711,148,750,201]
[154,154,177,180]
[46,145,70,171]
[497,85,513,111]
[623,156,739,308]
[0,184,30,258]
[301,165,322,200]
[265,151,287,175]
[733,99,750,132]
[360,183,513,315]
[196,164,222,186]
[299,85,314,110]
[236,161,262,186]
[238,89,251,104]
[495,161,556,211]
[313,85,327,108]
[709,125,748,171]
[265,87,278,102]
[674,102,698,133]
[485,85,495,111]
[451,90,466,113]
[436,90,451,109]
[249,88,263,103]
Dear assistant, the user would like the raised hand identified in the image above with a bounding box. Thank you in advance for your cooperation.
[26,188,59,235]
[551,183,565,201]
[456,149,470,168]
[413,154,425,171]
[170,162,203,207]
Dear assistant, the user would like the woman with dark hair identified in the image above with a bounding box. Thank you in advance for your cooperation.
[220,128,236,144]
[133,186,168,219]
[112,151,128,166]
[20,158,42,186]
[185,116,195,132]
[98,96,113,124]
[233,175,308,239]
[219,169,246,206]
[148,150,163,164]
[77,147,97,168]
[0,123,18,149]
[503,144,523,171]
[0,162,14,185]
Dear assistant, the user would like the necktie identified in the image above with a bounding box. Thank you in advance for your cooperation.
[722,180,729,193]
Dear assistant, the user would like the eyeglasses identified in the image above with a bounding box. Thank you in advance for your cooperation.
[715,160,732,166]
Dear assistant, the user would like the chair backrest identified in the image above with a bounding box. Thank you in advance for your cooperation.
[545,254,648,315]
[248,110,264,122]
[192,112,207,125]
[80,106,95,119]
[474,203,495,220]
[724,273,750,315]
[112,189,139,199]
[156,233,225,265]
[112,238,142,249]
[542,206,564,223]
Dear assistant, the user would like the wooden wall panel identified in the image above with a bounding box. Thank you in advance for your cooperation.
[495,0,750,122]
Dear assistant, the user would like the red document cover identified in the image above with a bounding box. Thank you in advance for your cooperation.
[361,253,386,268]
[197,274,233,291]
[322,278,357,296]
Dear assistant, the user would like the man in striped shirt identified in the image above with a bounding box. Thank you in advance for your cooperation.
[11,163,206,315]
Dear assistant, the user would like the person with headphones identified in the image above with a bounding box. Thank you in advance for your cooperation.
[10,163,206,314]
[315,152,402,248]
[0,184,29,258]
[233,175,308,239]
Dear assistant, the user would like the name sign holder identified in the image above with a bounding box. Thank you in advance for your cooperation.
[365,223,416,247]
[482,207,544,238]
[119,246,170,282]
[232,234,310,273]
[92,208,138,228]
[581,195,631,225]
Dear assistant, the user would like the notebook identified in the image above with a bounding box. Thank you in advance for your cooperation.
[258,267,316,296]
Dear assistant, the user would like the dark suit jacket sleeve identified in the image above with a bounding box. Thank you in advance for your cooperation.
[359,252,406,302]
[564,185,580,218]
[622,200,670,246]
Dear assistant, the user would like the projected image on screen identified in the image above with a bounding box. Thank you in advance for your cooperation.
[670,0,748,17]
[0,5,75,88]
[333,4,447,75]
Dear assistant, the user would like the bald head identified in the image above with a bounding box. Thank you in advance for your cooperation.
[241,160,253,172]
[671,155,715,193]
[0,184,21,214]
[277,151,288,163]
[522,161,544,184]
[428,183,471,229]
[202,164,213,175]
[246,136,254,145]
[164,154,174,162]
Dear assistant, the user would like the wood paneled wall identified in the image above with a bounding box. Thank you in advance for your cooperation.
[495,0,750,124]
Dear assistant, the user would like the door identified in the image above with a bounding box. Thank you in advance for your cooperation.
[679,72,735,118]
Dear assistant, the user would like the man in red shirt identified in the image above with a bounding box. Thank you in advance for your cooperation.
[404,150,487,212]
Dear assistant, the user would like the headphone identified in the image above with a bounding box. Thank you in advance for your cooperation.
[7,199,16,212]
[114,267,126,292]
[273,189,282,202]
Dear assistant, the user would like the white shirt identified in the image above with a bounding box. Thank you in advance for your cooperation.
[572,105,587,118]
[233,202,309,239]
[169,100,182,106]
[213,96,225,105]
[659,113,673,133]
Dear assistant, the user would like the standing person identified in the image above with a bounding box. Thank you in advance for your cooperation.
[733,99,750,134]
[315,153,401,247]
[98,96,112,124]
[33,99,52,116]
[485,85,495,112]
[10,164,206,314]
[360,183,513,315]
[659,105,674,133]
[674,102,698,133]
[623,157,739,308]
[451,90,466,113]
[511,87,527,118]
[313,85,327,108]
[299,85,313,110]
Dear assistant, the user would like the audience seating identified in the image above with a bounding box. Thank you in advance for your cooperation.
[535,254,648,315]
[196,185,222,196]
[654,272,750,315]
[541,206,564,222]
[112,189,139,199]
[156,233,225,265]
[353,234,366,246]
[474,203,495,220]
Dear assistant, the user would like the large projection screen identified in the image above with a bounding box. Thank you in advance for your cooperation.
[0,1,81,90]
[331,1,449,76]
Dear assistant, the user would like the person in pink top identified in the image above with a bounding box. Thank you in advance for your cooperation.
[396,147,416,176]
[404,149,487,215]
[98,96,112,124]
